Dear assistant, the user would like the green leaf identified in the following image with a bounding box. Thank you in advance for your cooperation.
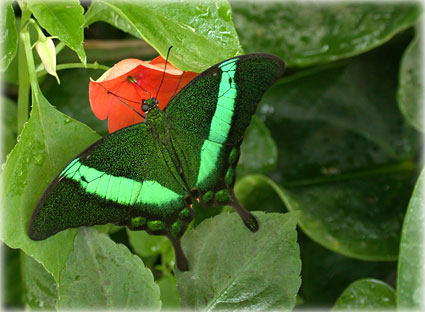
[2,97,17,162]
[157,276,180,310]
[27,0,86,64]
[397,34,423,132]
[127,228,168,258]
[332,279,396,310]
[261,34,420,260]
[0,3,18,71]
[57,228,161,310]
[397,167,425,309]
[21,253,58,310]
[41,69,109,136]
[233,174,285,213]
[299,234,396,307]
[85,0,243,72]
[232,1,421,67]
[175,212,301,310]
[237,116,277,177]
[0,87,100,281]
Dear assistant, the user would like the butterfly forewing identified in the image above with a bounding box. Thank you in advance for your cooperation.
[29,122,187,240]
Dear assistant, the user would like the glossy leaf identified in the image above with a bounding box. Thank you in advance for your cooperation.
[397,34,423,131]
[21,253,58,310]
[175,212,301,310]
[233,174,285,213]
[261,34,420,260]
[332,279,396,310]
[232,1,421,67]
[85,0,243,72]
[397,168,425,309]
[299,233,396,307]
[158,276,180,310]
[27,0,86,64]
[57,228,161,310]
[237,116,277,177]
[0,3,18,71]
[0,86,100,281]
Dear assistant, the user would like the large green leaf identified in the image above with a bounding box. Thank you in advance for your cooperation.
[237,116,277,178]
[21,253,58,310]
[299,233,396,307]
[27,0,86,64]
[397,168,425,309]
[332,279,396,310]
[397,34,423,132]
[232,1,421,67]
[57,228,161,310]
[0,3,18,71]
[231,175,398,306]
[0,86,100,281]
[175,212,301,310]
[85,0,243,72]
[261,34,420,260]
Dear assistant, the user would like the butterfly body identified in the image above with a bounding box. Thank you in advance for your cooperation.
[29,53,285,271]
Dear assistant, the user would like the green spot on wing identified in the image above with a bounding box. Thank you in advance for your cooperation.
[106,176,121,202]
[196,58,238,185]
[131,216,146,228]
[95,174,110,199]
[196,140,222,185]
[119,178,134,206]
[62,160,181,208]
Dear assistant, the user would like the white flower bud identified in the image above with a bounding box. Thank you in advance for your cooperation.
[35,37,59,84]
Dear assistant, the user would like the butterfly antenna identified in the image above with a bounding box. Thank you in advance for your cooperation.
[170,71,185,100]
[98,83,145,118]
[155,46,173,98]
[128,76,153,99]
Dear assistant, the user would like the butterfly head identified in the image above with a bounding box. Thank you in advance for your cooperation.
[142,98,159,113]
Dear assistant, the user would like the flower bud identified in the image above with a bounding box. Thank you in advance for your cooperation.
[35,36,60,84]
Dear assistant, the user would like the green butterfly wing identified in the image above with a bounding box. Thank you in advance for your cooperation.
[165,54,285,192]
[29,122,188,241]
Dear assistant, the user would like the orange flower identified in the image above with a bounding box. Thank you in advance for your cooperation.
[89,56,198,133]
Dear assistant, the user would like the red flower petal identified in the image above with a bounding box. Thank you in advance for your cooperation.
[89,56,198,132]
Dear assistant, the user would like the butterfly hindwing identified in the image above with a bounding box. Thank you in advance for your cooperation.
[29,122,188,241]
[165,54,285,192]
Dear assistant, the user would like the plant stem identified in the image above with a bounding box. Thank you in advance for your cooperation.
[36,62,110,78]
[16,7,32,134]
[21,27,40,95]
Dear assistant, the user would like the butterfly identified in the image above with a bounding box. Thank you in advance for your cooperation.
[28,53,286,271]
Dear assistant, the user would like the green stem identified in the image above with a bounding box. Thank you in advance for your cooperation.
[36,62,110,78]
[16,7,32,134]
[21,28,40,94]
